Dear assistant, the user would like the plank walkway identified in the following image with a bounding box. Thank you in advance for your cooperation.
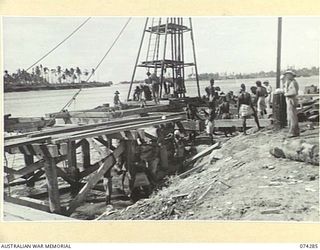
[3,202,75,221]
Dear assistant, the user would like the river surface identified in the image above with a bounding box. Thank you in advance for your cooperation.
[4,76,319,117]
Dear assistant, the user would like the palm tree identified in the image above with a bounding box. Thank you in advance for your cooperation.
[57,66,62,84]
[70,68,75,83]
[35,66,41,83]
[76,67,82,83]
[43,67,49,83]
[50,69,56,84]
[64,68,71,83]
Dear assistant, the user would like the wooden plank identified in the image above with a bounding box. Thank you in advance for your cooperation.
[66,142,125,215]
[78,154,110,179]
[183,142,221,168]
[53,117,183,143]
[4,136,51,150]
[56,167,77,186]
[40,113,168,137]
[52,104,171,119]
[26,169,45,184]
[5,160,45,183]
[214,119,270,128]
[4,195,51,213]
[43,157,61,213]
[3,202,74,221]
[88,138,110,158]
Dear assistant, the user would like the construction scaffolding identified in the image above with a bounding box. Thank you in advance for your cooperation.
[127,17,200,100]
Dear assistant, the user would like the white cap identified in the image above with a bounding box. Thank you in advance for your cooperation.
[174,130,181,136]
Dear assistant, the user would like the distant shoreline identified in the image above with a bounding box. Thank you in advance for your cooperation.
[4,82,113,93]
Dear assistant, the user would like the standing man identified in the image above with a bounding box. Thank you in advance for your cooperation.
[255,81,268,118]
[263,80,273,109]
[113,90,122,109]
[283,70,300,137]
[151,72,160,104]
[205,78,215,100]
[237,83,261,135]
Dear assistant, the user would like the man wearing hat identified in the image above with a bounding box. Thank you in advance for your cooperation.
[283,69,300,137]
[113,90,122,109]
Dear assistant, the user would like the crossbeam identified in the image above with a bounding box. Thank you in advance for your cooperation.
[52,117,183,143]
[66,142,125,215]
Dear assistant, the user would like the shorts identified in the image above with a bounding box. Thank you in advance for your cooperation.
[239,104,254,118]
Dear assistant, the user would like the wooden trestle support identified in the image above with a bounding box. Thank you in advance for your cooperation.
[4,116,183,217]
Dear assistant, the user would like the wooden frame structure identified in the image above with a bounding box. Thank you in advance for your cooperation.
[4,116,185,217]
[127,17,201,100]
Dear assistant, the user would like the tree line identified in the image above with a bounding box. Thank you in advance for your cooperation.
[187,66,319,81]
[3,65,107,85]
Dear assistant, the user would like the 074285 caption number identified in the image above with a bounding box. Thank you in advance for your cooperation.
[300,244,318,248]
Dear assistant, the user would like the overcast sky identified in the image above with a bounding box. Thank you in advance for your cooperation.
[3,16,320,83]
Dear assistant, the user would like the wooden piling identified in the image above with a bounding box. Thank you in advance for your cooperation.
[67,140,78,180]
[24,154,35,187]
[43,156,61,213]
[81,139,91,168]
[273,93,287,129]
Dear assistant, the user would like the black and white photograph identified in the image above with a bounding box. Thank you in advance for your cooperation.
[3,16,319,222]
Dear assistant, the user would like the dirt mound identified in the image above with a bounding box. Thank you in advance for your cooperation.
[100,124,319,221]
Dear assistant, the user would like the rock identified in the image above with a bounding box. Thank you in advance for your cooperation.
[271,139,319,165]
[260,208,282,214]
[270,147,285,158]
[267,165,275,170]
[269,181,282,186]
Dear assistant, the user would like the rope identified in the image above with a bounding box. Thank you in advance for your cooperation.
[58,17,132,112]
[26,17,91,72]
[85,17,132,83]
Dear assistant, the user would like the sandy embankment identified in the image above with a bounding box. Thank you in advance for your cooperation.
[100,124,319,221]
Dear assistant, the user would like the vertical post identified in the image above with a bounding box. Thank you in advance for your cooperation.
[67,140,78,180]
[81,139,90,168]
[276,17,282,89]
[43,156,61,213]
[180,17,186,96]
[24,154,35,187]
[125,140,136,191]
[189,18,201,97]
[127,18,149,101]
[170,18,175,93]
[160,18,169,98]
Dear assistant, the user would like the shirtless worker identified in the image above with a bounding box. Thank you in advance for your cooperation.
[237,83,261,135]
[255,80,268,118]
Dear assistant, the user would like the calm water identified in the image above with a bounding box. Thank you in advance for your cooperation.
[4,76,319,117]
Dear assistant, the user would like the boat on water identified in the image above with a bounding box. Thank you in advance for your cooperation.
[4,114,55,133]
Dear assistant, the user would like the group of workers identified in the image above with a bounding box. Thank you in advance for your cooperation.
[114,68,300,138]
[132,71,186,106]
[203,69,300,138]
